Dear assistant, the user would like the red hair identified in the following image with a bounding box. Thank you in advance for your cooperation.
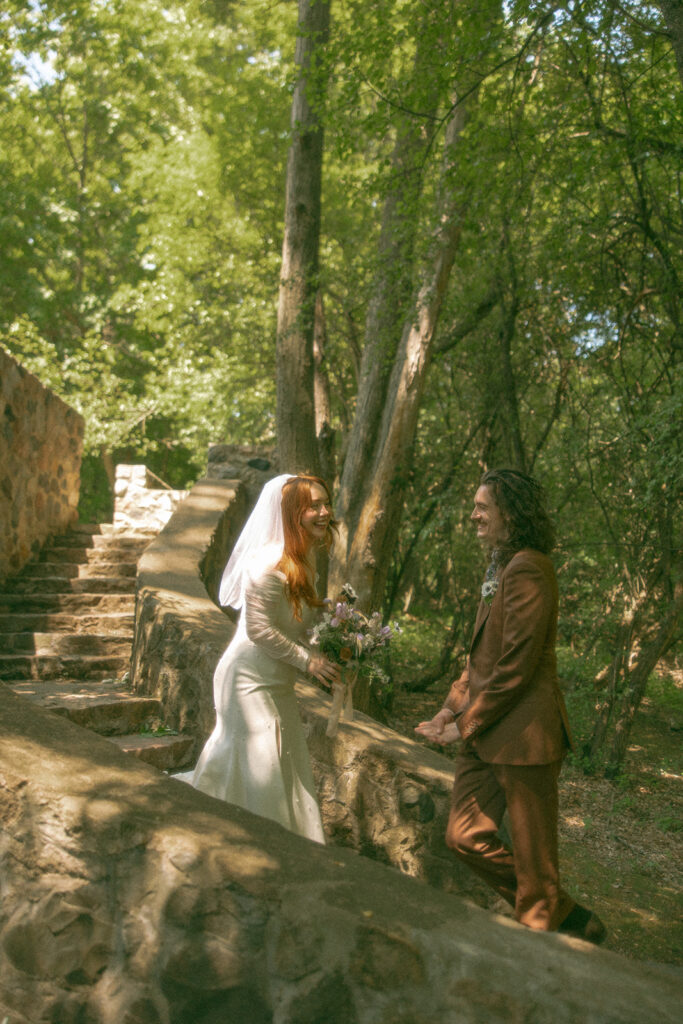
[277,475,337,620]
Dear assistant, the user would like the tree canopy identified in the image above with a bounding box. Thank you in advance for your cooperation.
[2,0,680,772]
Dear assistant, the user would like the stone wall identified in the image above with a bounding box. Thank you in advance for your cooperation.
[128,478,493,904]
[130,478,249,742]
[206,442,279,505]
[113,464,189,532]
[0,347,84,584]
[1,683,680,1024]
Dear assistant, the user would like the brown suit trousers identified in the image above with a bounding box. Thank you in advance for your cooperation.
[446,750,575,930]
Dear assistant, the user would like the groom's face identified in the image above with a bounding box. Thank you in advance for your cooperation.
[471,485,507,549]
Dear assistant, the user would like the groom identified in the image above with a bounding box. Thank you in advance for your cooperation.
[416,468,605,942]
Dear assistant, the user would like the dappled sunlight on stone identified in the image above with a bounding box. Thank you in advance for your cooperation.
[0,731,111,782]
[84,797,127,827]
[151,824,283,882]
[2,682,682,1020]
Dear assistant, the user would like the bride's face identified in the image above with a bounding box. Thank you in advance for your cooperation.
[300,483,332,545]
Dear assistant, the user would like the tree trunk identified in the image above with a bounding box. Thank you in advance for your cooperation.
[605,585,683,777]
[333,28,441,556]
[586,624,630,761]
[101,448,116,490]
[313,290,336,485]
[276,0,331,474]
[658,0,683,88]
[332,97,469,611]
[496,229,527,471]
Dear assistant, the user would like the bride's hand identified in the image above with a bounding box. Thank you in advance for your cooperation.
[307,654,341,688]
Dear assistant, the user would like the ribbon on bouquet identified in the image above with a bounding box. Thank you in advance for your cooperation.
[326,664,357,737]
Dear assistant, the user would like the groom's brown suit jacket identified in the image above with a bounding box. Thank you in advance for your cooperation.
[444,548,573,765]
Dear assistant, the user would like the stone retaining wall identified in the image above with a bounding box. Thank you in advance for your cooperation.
[206,442,279,505]
[1,681,679,1022]
[130,479,249,742]
[0,347,84,584]
[113,464,189,532]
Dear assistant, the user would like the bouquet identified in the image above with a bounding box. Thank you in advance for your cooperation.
[308,583,401,736]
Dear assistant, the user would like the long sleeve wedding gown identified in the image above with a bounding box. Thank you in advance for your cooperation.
[182,564,325,843]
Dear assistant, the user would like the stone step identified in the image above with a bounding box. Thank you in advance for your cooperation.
[19,561,137,580]
[52,529,151,545]
[109,733,194,772]
[54,525,156,546]
[0,653,130,681]
[65,523,119,535]
[7,680,160,736]
[40,545,145,565]
[0,632,132,656]
[4,576,135,596]
[0,611,134,635]
[0,593,135,614]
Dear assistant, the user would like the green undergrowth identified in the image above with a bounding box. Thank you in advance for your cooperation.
[390,612,466,690]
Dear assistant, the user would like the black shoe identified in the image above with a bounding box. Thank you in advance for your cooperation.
[559,905,607,945]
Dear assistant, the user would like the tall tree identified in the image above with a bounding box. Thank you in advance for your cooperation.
[657,0,683,85]
[276,0,331,474]
[332,0,533,612]
[332,95,470,610]
[333,15,444,550]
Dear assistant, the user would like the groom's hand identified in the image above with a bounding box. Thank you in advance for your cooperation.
[415,708,461,745]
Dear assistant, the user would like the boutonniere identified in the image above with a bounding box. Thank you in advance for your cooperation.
[481,551,502,604]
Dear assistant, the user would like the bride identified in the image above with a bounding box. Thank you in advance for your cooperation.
[180,473,340,842]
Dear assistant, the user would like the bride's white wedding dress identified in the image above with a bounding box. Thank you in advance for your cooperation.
[179,561,325,844]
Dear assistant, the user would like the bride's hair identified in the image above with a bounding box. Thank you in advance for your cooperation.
[277,475,337,619]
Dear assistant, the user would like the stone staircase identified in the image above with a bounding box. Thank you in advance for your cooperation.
[0,523,194,771]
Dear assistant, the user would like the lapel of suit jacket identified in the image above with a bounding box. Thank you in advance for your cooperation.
[469,598,491,652]
[469,550,511,652]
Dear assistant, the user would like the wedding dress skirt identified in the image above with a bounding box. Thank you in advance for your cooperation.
[177,567,325,844]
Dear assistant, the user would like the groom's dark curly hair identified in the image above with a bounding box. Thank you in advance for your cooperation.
[481,468,556,559]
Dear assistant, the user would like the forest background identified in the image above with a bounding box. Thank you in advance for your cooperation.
[1,0,680,795]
